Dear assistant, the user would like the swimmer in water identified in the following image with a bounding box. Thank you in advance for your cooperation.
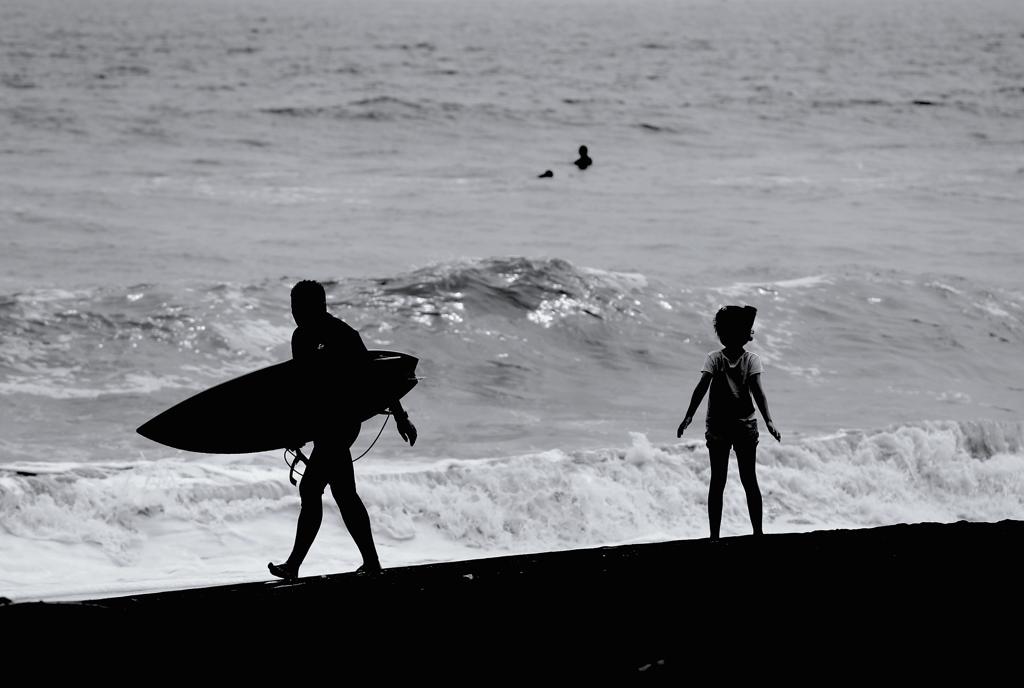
[574,145,592,170]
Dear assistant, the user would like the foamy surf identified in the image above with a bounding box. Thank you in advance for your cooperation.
[3,421,1021,602]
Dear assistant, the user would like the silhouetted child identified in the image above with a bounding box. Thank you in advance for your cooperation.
[677,305,780,540]
[574,145,592,170]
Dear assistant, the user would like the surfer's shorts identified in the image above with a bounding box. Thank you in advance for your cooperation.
[300,456,348,497]
[297,423,362,497]
[705,418,759,455]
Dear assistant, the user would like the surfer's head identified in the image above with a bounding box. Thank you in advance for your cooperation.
[714,305,756,347]
[291,279,327,327]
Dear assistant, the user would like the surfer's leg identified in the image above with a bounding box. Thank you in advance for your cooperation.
[736,441,763,536]
[707,439,730,541]
[329,450,381,572]
[323,424,380,571]
[273,453,329,577]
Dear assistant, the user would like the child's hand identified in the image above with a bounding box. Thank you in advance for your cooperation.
[767,421,781,442]
[677,416,693,438]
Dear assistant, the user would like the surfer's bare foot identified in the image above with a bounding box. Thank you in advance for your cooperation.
[268,562,298,580]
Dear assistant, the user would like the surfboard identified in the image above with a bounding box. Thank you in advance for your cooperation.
[137,350,419,454]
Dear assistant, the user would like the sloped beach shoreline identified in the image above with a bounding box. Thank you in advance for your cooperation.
[5,520,1019,681]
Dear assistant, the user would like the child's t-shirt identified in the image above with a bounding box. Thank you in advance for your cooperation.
[701,350,763,430]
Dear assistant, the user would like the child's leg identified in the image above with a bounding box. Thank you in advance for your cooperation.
[707,440,730,540]
[735,441,763,536]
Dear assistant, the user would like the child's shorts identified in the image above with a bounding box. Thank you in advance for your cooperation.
[705,418,759,453]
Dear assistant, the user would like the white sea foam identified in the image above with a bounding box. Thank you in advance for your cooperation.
[3,423,1021,601]
[712,275,832,299]
[580,267,649,293]
[208,319,292,359]
[0,371,199,399]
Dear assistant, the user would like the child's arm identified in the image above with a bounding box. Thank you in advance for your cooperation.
[748,373,781,442]
[677,372,712,437]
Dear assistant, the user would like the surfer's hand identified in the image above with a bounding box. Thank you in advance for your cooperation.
[677,416,692,438]
[395,414,417,447]
[767,421,781,443]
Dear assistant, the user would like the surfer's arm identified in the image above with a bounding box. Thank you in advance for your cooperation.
[677,372,712,437]
[290,327,320,374]
[389,400,417,447]
[749,373,780,442]
[291,327,310,358]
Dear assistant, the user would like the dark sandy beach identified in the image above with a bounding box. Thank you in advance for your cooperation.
[4,520,1020,681]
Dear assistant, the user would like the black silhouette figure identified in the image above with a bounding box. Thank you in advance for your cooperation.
[269,280,416,580]
[574,145,592,170]
[677,306,780,541]
[538,170,554,178]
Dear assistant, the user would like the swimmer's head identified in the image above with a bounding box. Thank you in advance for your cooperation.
[713,305,757,347]
[579,145,588,155]
[291,279,327,327]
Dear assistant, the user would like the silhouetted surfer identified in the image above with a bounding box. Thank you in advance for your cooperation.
[269,280,416,579]
[538,170,554,178]
[677,306,780,541]
[574,145,592,170]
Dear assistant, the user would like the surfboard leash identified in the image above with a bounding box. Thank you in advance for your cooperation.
[353,411,391,462]
[284,448,308,486]
[282,411,391,483]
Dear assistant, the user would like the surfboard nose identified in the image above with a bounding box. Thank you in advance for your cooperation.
[136,418,179,451]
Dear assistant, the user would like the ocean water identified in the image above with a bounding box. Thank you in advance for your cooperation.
[2,0,1023,601]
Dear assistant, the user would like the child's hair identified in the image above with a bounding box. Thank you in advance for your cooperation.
[713,305,757,346]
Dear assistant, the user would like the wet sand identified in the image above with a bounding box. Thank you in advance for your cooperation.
[4,520,1020,681]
